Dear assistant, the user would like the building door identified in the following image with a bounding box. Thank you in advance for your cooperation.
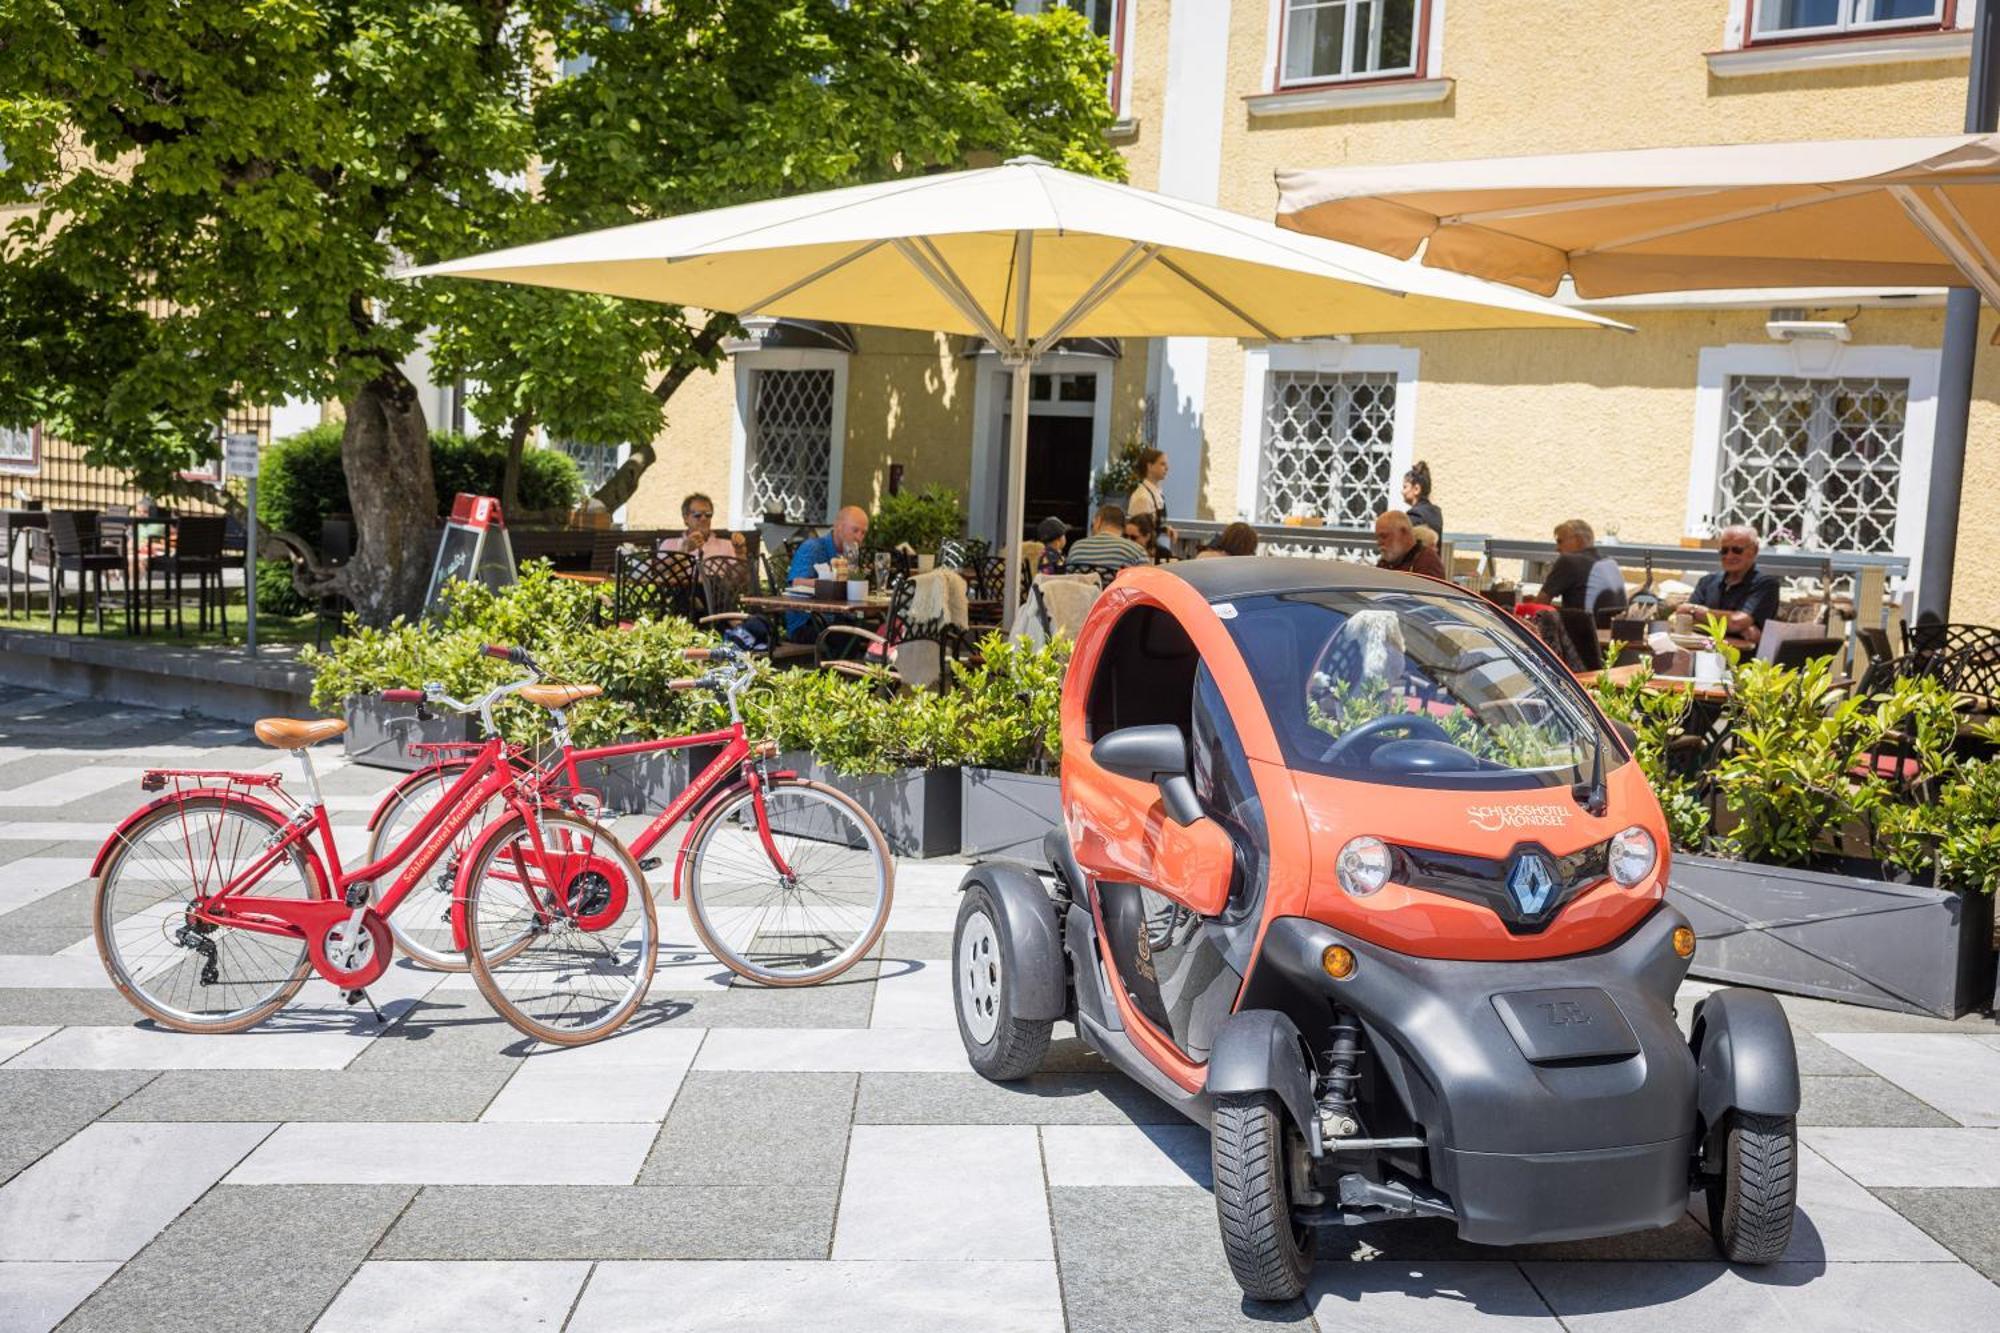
[995,368,1103,540]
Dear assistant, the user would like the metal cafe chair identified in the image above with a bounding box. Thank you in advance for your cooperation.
[147,514,231,636]
[43,509,128,634]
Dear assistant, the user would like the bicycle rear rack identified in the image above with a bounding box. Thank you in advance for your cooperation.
[139,769,288,802]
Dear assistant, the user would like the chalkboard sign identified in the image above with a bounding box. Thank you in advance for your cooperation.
[423,494,516,617]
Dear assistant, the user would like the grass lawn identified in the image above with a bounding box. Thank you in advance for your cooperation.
[0,599,323,649]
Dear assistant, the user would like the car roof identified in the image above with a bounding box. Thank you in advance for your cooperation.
[1159,556,1475,604]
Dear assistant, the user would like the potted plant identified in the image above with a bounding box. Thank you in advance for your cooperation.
[952,635,1068,858]
[868,484,964,560]
[1596,656,1999,1018]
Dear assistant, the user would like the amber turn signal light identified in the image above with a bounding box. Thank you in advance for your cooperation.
[1671,925,1696,959]
[1321,944,1357,980]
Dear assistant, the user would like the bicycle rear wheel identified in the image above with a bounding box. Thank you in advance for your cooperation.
[464,808,656,1044]
[683,777,892,986]
[94,795,325,1032]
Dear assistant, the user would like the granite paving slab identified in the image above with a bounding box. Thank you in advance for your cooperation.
[315,1259,590,1333]
[568,1259,1065,1333]
[374,1184,838,1260]
[0,1069,155,1186]
[1872,1187,2000,1282]
[639,1071,856,1187]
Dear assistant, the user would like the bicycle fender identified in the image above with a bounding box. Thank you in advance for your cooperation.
[91,788,318,885]
[673,780,757,902]
[447,799,548,954]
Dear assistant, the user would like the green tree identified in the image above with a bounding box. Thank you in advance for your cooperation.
[0,0,1119,622]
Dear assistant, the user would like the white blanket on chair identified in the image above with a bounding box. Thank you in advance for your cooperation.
[1014,573,1101,646]
[908,568,969,629]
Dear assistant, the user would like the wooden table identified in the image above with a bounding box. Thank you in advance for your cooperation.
[552,571,610,586]
[739,592,891,618]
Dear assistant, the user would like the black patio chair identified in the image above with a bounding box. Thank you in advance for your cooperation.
[1061,561,1123,590]
[814,571,967,693]
[611,547,700,623]
[148,514,231,636]
[43,509,128,634]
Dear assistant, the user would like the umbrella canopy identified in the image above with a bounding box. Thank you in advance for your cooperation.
[1274,134,2000,304]
[409,156,1622,611]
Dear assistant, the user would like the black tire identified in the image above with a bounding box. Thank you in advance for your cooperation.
[1211,1093,1314,1302]
[953,883,1052,1081]
[1706,1111,1797,1264]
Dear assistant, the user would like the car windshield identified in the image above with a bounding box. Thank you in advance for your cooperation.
[1216,587,1618,789]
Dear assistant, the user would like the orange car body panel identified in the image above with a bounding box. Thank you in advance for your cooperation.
[1059,564,1671,1080]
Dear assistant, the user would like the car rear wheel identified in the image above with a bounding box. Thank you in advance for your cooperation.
[1707,1111,1797,1264]
[1212,1092,1314,1302]
[953,884,1051,1081]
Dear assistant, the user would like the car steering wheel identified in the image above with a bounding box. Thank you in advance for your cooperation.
[1321,712,1452,766]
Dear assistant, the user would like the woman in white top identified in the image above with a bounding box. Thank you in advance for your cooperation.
[1125,449,1175,557]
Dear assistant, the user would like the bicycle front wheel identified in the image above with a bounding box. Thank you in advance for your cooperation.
[366,762,507,972]
[683,778,893,986]
[94,795,324,1032]
[464,808,656,1045]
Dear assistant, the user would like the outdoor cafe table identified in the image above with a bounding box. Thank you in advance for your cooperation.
[738,592,892,619]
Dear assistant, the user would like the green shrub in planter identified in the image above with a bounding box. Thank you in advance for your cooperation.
[867,484,963,553]
[1592,665,1709,852]
[948,633,1068,774]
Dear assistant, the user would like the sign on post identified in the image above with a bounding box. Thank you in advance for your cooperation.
[423,493,516,617]
[223,433,261,654]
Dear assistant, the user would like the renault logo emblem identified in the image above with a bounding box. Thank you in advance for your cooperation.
[1508,852,1558,916]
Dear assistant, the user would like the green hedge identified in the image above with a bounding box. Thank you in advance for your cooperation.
[305,566,1071,770]
[258,423,585,545]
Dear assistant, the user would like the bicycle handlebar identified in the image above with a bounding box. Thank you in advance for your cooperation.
[380,689,425,703]
[484,643,538,669]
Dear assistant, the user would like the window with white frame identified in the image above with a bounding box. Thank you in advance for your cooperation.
[1256,370,1398,526]
[1281,0,1423,86]
[1716,374,1909,553]
[745,368,837,523]
[0,424,35,472]
[1751,0,1946,40]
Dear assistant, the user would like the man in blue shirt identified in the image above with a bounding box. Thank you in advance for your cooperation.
[786,505,870,642]
[1685,524,1782,644]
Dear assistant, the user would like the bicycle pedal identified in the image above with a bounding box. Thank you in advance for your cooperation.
[638,857,662,872]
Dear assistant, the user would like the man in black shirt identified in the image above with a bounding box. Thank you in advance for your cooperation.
[1538,518,1628,615]
[1685,524,1781,643]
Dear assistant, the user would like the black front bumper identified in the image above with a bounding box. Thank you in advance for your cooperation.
[1252,906,1698,1245]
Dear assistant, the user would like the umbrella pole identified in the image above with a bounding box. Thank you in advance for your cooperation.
[1001,352,1033,621]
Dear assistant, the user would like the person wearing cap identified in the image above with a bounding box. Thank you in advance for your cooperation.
[1035,516,1070,575]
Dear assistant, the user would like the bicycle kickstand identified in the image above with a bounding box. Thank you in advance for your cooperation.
[343,988,388,1025]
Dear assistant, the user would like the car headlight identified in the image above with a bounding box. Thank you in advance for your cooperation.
[1336,836,1391,897]
[1608,826,1657,887]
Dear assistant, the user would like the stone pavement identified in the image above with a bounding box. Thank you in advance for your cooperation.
[0,684,1996,1332]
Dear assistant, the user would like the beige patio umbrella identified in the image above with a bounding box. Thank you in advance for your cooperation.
[409,156,1622,612]
[1274,133,2000,303]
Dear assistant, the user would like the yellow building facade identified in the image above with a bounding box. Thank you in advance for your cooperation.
[628,0,2000,621]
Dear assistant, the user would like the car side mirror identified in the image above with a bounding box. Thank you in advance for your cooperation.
[1609,719,1639,753]
[1092,724,1204,826]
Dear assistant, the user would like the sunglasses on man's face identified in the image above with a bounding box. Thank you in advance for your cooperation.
[1719,544,1749,555]
[687,510,713,522]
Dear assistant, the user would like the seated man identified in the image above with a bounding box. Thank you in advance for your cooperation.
[1064,504,1150,571]
[786,505,870,650]
[1537,518,1628,615]
[1374,509,1446,579]
[665,492,736,560]
[1684,524,1781,644]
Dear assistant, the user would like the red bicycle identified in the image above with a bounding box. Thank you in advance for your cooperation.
[367,642,893,987]
[90,663,656,1044]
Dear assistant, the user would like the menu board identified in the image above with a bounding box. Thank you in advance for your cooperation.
[422,493,516,617]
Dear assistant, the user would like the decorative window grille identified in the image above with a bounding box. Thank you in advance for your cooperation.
[1717,374,1908,553]
[1256,370,1398,528]
[0,424,35,471]
[745,368,836,523]
[549,439,621,493]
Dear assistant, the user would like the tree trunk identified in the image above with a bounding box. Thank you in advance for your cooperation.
[500,410,533,517]
[336,368,436,625]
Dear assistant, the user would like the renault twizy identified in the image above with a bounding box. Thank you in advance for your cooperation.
[953,559,1798,1300]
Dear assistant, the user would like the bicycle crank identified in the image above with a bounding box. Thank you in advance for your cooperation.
[307,911,393,989]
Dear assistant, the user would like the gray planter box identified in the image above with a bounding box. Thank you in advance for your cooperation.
[778,750,961,858]
[342,693,479,772]
[570,743,725,818]
[1668,853,1997,1019]
[960,768,1062,860]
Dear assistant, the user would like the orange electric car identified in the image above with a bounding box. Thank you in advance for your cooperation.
[952,558,1799,1301]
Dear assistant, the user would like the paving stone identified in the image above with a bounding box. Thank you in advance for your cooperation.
[100,1068,510,1123]
[0,839,62,867]
[832,1124,1048,1261]
[1041,1123,1211,1187]
[1803,1127,2000,1187]
[1791,1029,1870,1076]
[853,1072,1183,1125]
[0,1025,55,1063]
[1048,1187,1314,1330]
[1799,1074,1957,1127]
[1872,1188,2000,1282]
[0,882,95,953]
[640,1071,855,1187]
[1332,1215,1722,1264]
[0,990,166,1027]
[55,1184,413,1333]
[480,1028,703,1123]
[375,1184,837,1260]
[227,1121,656,1186]
[341,998,536,1074]
[876,930,953,960]
[316,1259,589,1333]
[0,858,96,917]
[868,958,953,1028]
[1308,1260,1562,1330]
[648,980,877,1029]
[1523,1258,2000,1331]
[0,1262,119,1333]
[0,1069,155,1185]
[1756,1144,1956,1262]
[694,1026,968,1072]
[570,1259,1065,1332]
[0,1121,274,1261]
[1775,992,2000,1037]
[1820,1033,2000,1127]
[5,1023,372,1072]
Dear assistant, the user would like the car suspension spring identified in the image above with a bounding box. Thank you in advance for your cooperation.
[1319,1010,1364,1139]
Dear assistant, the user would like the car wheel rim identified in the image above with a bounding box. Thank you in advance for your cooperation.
[959,908,1002,1045]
